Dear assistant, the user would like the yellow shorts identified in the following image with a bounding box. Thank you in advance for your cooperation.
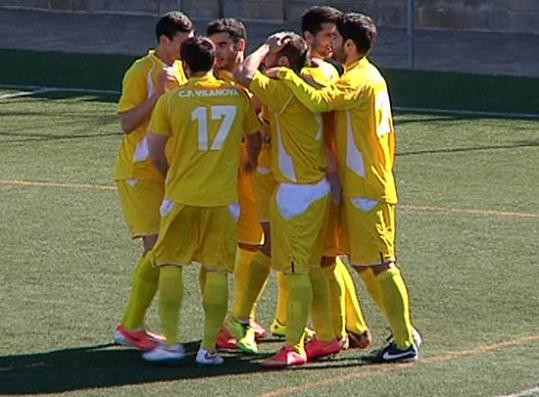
[153,199,239,272]
[237,169,264,246]
[116,179,164,238]
[252,166,277,223]
[341,198,396,266]
[270,179,330,274]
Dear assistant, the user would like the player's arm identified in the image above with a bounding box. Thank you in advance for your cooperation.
[147,131,169,176]
[242,96,264,173]
[118,68,178,134]
[146,94,171,176]
[244,131,262,173]
[234,33,290,87]
[276,68,361,113]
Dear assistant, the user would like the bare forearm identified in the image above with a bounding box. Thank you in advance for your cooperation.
[118,93,161,134]
[234,44,270,87]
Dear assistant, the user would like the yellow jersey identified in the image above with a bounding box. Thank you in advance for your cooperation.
[148,74,261,206]
[249,70,327,184]
[116,50,187,182]
[278,58,397,203]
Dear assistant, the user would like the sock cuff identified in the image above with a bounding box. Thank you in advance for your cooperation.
[375,266,400,282]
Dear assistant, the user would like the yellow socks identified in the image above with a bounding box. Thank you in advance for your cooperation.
[376,267,413,349]
[158,266,184,346]
[274,271,288,324]
[358,265,386,315]
[322,262,346,340]
[201,271,229,352]
[234,248,264,320]
[232,251,271,321]
[284,273,312,351]
[336,259,369,334]
[309,266,335,341]
[121,253,159,330]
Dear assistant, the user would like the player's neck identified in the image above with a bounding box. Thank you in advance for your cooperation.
[154,47,174,66]
[190,70,214,79]
[345,53,364,67]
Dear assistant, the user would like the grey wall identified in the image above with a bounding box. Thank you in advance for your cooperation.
[2,0,538,34]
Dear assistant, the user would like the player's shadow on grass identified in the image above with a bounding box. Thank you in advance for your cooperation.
[0,341,269,395]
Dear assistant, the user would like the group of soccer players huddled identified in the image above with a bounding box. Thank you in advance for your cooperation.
[112,5,422,368]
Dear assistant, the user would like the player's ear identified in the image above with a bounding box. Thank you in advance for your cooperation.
[237,38,246,52]
[277,56,290,68]
[303,31,314,47]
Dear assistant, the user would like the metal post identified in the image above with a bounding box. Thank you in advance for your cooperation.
[176,0,183,11]
[407,0,415,70]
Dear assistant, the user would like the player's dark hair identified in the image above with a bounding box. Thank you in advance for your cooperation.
[337,13,377,54]
[206,18,247,43]
[155,11,194,41]
[301,6,342,35]
[180,36,216,73]
[277,32,309,74]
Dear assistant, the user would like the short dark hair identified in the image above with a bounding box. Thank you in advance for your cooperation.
[206,18,247,42]
[277,32,309,74]
[180,36,216,74]
[301,6,342,35]
[337,13,377,54]
[155,11,194,41]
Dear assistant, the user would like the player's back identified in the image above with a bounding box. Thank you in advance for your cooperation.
[162,75,259,207]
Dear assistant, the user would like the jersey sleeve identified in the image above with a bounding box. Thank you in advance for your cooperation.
[117,64,147,113]
[248,70,286,111]
[148,94,171,137]
[277,67,363,113]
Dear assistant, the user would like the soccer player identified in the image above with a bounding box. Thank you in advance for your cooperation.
[141,36,261,365]
[235,32,339,367]
[113,11,194,351]
[300,5,372,350]
[205,18,267,348]
[274,13,420,362]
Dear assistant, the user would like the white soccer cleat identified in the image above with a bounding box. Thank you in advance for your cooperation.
[142,343,186,363]
[196,348,224,366]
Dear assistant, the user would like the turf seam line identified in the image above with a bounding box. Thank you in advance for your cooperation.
[259,334,539,397]
[2,84,538,118]
[493,385,539,397]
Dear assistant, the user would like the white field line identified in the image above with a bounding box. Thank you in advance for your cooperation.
[0,84,120,95]
[494,386,539,397]
[1,179,538,219]
[394,106,539,119]
[1,84,538,119]
[0,88,56,100]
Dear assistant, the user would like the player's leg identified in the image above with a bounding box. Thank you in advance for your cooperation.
[114,180,163,351]
[143,202,198,363]
[345,199,417,362]
[262,180,332,367]
[196,204,238,365]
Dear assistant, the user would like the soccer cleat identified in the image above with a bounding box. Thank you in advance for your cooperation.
[270,319,316,341]
[227,318,258,354]
[368,341,418,363]
[113,325,164,351]
[251,319,267,340]
[216,326,237,349]
[196,348,224,366]
[142,343,186,363]
[347,329,372,350]
[260,346,307,368]
[304,337,342,360]
[384,327,423,349]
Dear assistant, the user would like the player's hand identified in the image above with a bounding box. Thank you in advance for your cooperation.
[266,32,291,53]
[156,67,178,94]
[264,66,283,79]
